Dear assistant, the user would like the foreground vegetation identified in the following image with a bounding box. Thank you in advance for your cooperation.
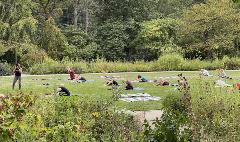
[1,71,240,141]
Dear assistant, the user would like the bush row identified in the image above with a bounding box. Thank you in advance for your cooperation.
[0,62,12,76]
[27,54,240,75]
[1,54,240,75]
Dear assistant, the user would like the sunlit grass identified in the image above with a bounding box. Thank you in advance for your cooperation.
[1,71,240,110]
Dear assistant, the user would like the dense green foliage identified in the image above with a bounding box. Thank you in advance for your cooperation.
[1,0,240,66]
[0,93,141,141]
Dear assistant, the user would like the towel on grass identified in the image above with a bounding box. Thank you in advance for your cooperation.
[76,80,94,83]
[119,93,161,102]
[215,80,232,87]
[133,87,145,91]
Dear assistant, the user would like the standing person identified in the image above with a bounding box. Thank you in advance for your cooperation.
[12,63,22,90]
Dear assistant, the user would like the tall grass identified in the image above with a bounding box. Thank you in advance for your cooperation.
[28,54,240,74]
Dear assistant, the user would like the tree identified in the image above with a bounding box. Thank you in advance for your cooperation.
[95,0,151,23]
[63,26,97,61]
[0,0,37,63]
[96,20,129,61]
[150,0,195,18]
[63,0,97,33]
[181,0,240,59]
[33,0,68,59]
[40,17,67,59]
[134,18,181,55]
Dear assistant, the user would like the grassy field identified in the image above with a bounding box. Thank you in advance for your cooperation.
[1,71,240,110]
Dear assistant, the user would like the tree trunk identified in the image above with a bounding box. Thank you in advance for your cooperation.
[73,7,78,29]
[85,10,89,33]
[15,48,18,64]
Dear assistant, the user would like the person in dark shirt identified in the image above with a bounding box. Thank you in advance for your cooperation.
[77,76,87,83]
[12,63,22,90]
[55,84,71,96]
[106,79,119,86]
[125,80,133,90]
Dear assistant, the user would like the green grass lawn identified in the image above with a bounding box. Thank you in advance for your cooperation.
[1,71,240,110]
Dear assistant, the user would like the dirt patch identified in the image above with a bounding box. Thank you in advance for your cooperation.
[133,110,163,127]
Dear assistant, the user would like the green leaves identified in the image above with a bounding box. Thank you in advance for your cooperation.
[0,0,37,43]
[40,17,67,59]
[135,18,181,54]
[181,0,240,59]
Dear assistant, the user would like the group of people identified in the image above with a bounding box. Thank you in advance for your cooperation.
[199,68,232,79]
[10,64,240,97]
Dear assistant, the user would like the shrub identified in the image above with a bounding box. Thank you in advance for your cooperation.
[0,93,36,141]
[143,92,191,142]
[29,58,88,74]
[29,56,240,74]
[223,56,240,70]
[0,62,11,76]
[15,44,47,69]
[153,53,184,71]
[13,96,141,141]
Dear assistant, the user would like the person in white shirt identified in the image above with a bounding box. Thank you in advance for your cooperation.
[200,69,210,76]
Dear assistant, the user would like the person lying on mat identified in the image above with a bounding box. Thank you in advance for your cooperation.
[76,75,87,83]
[136,75,148,82]
[55,84,71,96]
[125,80,134,90]
[215,80,232,87]
[199,69,210,76]
[155,80,170,86]
[106,79,119,86]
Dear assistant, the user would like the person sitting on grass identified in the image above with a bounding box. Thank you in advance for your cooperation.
[235,83,240,90]
[199,69,210,76]
[218,69,232,79]
[125,80,134,90]
[12,63,22,90]
[68,67,87,82]
[136,75,148,82]
[55,84,71,96]
[67,67,76,80]
[155,79,170,86]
